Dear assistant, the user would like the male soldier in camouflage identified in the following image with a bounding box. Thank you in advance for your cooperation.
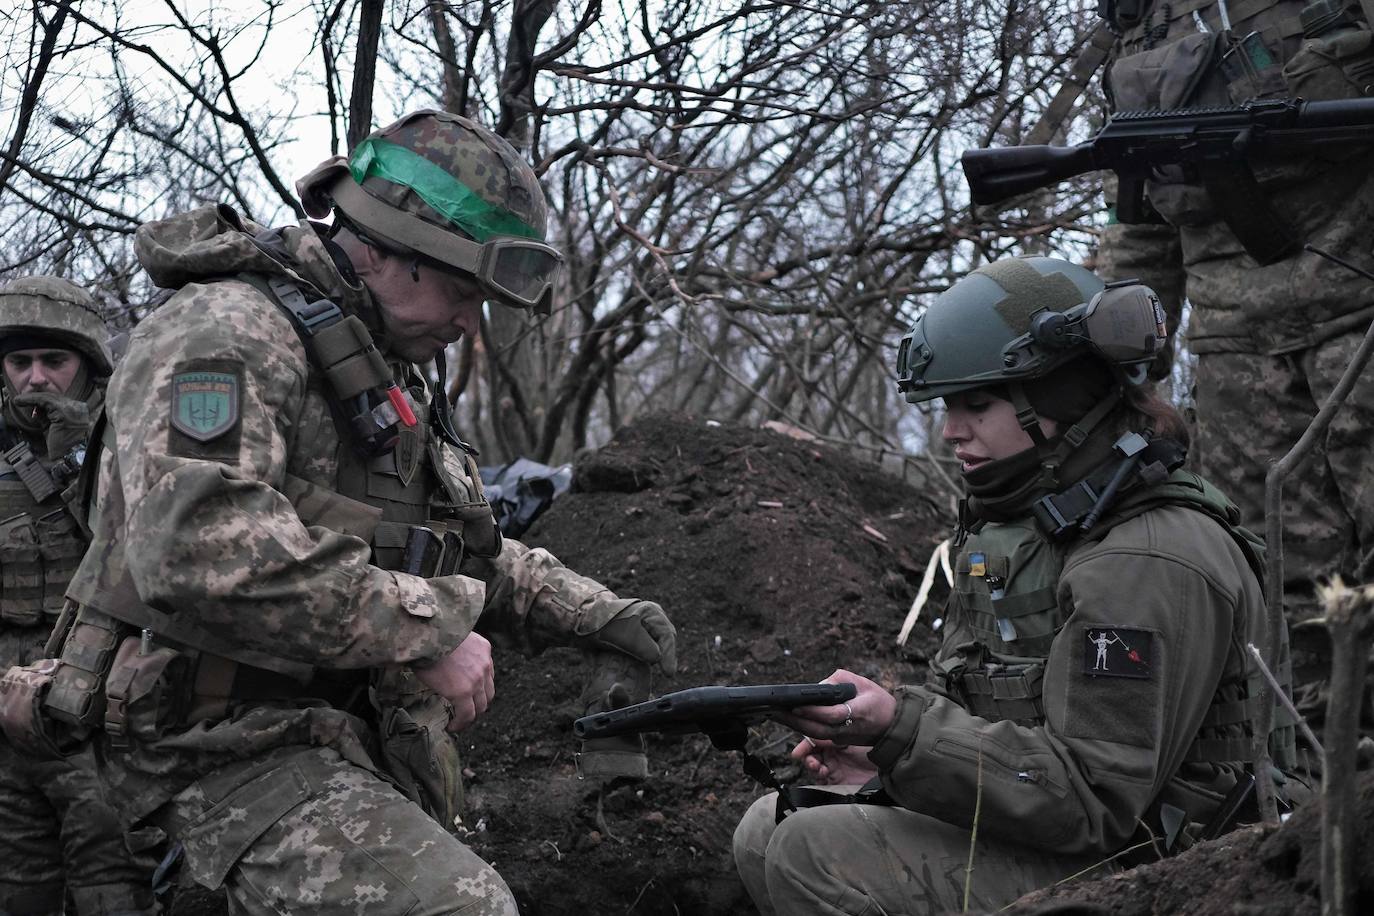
[0,277,155,915]
[1095,0,1374,592]
[36,111,676,914]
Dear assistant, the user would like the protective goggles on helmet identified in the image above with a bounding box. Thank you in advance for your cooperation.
[302,140,564,314]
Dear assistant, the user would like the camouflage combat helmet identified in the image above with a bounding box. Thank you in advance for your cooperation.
[0,276,113,377]
[297,110,564,314]
[896,256,1166,404]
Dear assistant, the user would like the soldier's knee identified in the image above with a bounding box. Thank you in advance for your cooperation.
[732,792,780,869]
[437,862,518,916]
[761,806,870,907]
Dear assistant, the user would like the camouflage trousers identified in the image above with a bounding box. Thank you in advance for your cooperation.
[0,625,156,916]
[1192,328,1374,592]
[152,746,515,916]
[733,790,1110,915]
[0,741,157,916]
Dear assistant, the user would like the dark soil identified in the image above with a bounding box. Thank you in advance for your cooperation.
[168,411,1368,916]
[459,413,948,915]
[1003,771,1374,916]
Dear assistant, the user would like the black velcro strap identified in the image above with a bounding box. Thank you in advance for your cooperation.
[775,779,895,823]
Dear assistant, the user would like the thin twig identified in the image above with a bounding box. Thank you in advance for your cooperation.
[1246,642,1324,758]
[963,737,985,912]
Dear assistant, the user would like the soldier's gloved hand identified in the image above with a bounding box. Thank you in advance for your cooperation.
[575,599,677,675]
[12,392,89,458]
[413,631,495,733]
[578,655,651,781]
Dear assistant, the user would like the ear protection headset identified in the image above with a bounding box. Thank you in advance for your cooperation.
[1003,279,1168,386]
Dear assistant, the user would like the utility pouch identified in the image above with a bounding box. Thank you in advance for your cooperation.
[103,634,188,748]
[0,512,44,626]
[35,508,85,616]
[1284,25,1374,99]
[1109,30,1225,113]
[0,659,76,758]
[379,702,464,833]
[44,614,128,728]
[433,440,501,560]
[1107,32,1230,222]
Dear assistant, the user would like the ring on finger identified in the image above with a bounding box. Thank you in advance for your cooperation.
[841,702,854,728]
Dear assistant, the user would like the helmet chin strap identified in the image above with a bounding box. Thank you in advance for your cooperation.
[1007,381,1123,490]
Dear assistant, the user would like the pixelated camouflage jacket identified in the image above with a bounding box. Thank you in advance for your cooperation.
[66,205,640,816]
[1101,0,1374,354]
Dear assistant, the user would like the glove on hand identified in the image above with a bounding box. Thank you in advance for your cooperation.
[12,392,89,458]
[575,599,677,675]
[578,665,650,781]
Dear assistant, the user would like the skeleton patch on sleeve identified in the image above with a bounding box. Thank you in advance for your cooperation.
[1082,626,1152,679]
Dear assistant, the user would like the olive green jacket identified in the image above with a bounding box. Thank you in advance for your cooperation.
[870,492,1271,856]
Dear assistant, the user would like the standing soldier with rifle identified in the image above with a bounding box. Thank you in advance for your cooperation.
[5,111,676,915]
[0,277,156,915]
[1094,0,1374,594]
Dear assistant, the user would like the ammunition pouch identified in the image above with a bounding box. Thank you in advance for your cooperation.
[0,658,78,758]
[1284,25,1374,101]
[0,508,88,625]
[372,522,465,578]
[945,664,1047,727]
[379,701,464,832]
[103,635,189,748]
[0,511,44,625]
[43,610,128,729]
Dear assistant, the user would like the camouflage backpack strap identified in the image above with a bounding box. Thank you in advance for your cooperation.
[234,271,419,458]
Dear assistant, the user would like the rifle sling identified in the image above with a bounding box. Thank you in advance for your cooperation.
[1027,22,1117,146]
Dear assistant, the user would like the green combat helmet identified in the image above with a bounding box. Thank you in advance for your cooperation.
[896,256,1166,405]
[0,276,114,378]
[297,110,564,315]
[896,256,1168,483]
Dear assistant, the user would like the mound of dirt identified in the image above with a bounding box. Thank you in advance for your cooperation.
[1003,771,1374,916]
[458,413,949,914]
[167,412,947,916]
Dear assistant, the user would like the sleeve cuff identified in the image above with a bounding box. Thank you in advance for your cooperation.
[868,685,933,770]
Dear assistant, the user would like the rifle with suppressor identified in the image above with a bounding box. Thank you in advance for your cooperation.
[961,97,1374,265]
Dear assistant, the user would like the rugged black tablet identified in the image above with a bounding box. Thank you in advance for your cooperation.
[573,682,857,740]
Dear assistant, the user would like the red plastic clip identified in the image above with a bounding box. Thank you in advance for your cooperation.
[386,384,418,427]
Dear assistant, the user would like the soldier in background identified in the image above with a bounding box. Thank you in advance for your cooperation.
[1095,0,1374,594]
[31,110,676,914]
[0,277,155,915]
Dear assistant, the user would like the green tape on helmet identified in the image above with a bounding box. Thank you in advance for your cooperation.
[349,138,540,243]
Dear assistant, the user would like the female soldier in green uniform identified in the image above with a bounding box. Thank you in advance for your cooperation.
[733,256,1305,915]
